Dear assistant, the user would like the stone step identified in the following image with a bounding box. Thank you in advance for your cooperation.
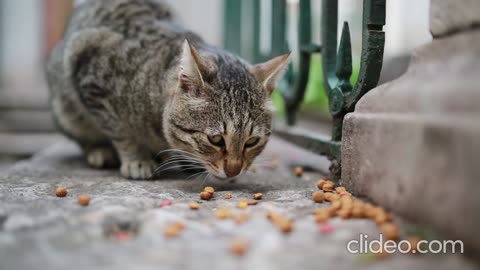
[0,133,62,156]
[0,109,55,132]
[342,112,480,256]
[0,138,476,269]
[341,25,480,256]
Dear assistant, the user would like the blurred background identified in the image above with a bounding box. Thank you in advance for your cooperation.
[0,0,431,163]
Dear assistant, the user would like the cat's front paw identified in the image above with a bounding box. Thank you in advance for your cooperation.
[87,147,119,168]
[120,160,157,180]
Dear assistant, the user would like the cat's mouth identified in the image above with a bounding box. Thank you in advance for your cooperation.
[204,163,244,180]
[206,167,230,180]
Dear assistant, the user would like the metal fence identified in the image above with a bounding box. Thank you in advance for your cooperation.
[224,0,386,180]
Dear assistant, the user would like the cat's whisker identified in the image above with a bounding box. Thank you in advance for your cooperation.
[155,149,193,158]
[157,155,203,166]
[180,165,207,172]
[154,163,203,175]
[158,153,204,164]
[155,149,203,161]
[155,160,198,172]
[162,156,205,167]
[158,157,203,166]
[170,153,202,161]
[155,161,204,173]
[201,172,213,186]
[153,160,200,175]
[186,171,207,181]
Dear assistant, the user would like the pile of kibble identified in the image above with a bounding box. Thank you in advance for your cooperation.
[53,165,422,257]
[312,179,399,240]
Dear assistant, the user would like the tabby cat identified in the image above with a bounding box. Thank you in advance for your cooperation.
[46,0,289,180]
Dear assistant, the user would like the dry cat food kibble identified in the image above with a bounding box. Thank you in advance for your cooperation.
[339,191,352,197]
[246,200,258,206]
[294,166,303,177]
[253,193,263,200]
[277,219,293,233]
[341,202,353,211]
[214,206,233,219]
[331,200,342,210]
[322,181,335,192]
[352,200,365,208]
[340,195,353,206]
[314,210,330,223]
[312,191,325,203]
[77,194,90,206]
[312,208,333,217]
[189,202,200,210]
[229,239,249,256]
[224,193,233,199]
[380,223,399,240]
[164,222,186,238]
[200,191,212,200]
[364,204,378,219]
[324,192,340,202]
[267,211,281,222]
[234,212,250,224]
[204,186,215,194]
[337,209,352,219]
[326,206,338,218]
[373,209,391,224]
[200,186,215,200]
[309,181,399,240]
[351,207,365,218]
[267,211,293,234]
[174,222,186,230]
[237,200,249,209]
[316,179,326,190]
[55,187,68,197]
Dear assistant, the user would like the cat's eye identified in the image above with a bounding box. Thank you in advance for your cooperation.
[245,137,260,148]
[208,134,225,147]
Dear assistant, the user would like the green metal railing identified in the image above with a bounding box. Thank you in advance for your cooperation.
[224,0,386,180]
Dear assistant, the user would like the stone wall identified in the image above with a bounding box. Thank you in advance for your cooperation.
[341,0,480,256]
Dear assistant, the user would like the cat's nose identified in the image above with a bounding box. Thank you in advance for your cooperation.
[224,160,242,178]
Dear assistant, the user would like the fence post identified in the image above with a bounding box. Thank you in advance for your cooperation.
[224,0,242,55]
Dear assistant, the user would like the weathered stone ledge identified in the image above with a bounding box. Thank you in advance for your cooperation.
[341,14,480,257]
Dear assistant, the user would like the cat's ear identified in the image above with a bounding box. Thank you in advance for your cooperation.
[178,40,207,92]
[250,53,291,95]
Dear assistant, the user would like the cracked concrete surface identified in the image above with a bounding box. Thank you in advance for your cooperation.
[0,137,476,270]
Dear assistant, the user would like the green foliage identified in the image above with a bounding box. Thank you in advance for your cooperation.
[272,55,360,118]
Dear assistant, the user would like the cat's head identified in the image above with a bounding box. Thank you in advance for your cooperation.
[163,40,289,179]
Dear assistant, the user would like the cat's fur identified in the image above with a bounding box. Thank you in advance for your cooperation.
[46,0,289,180]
